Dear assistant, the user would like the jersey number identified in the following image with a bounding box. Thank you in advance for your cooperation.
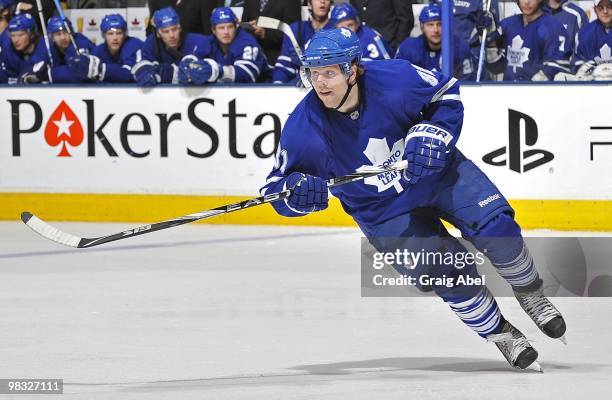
[366,44,380,59]
[242,46,259,61]
[558,36,566,52]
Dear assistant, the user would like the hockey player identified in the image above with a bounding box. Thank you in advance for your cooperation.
[449,0,499,54]
[261,28,567,371]
[68,14,143,83]
[201,7,268,83]
[131,7,211,86]
[543,0,588,48]
[396,4,476,81]
[271,0,334,84]
[18,15,96,83]
[0,13,47,83]
[486,0,572,81]
[329,3,393,61]
[570,0,612,81]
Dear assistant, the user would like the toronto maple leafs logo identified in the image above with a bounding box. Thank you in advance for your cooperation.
[357,138,405,193]
[507,35,530,73]
[595,44,612,65]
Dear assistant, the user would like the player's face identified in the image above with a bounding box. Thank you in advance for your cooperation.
[310,0,332,20]
[595,0,612,26]
[0,9,10,34]
[157,24,181,50]
[104,29,126,53]
[212,22,237,45]
[52,30,72,52]
[10,30,31,52]
[422,21,442,46]
[336,19,358,33]
[518,0,543,16]
[309,64,354,109]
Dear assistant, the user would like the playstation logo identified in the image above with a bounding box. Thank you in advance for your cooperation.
[482,109,554,173]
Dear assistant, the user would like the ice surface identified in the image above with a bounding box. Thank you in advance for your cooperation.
[0,222,610,399]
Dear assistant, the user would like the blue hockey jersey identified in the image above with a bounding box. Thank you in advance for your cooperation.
[453,0,500,46]
[261,60,463,234]
[542,0,587,47]
[358,25,394,61]
[488,13,572,81]
[272,20,334,84]
[396,34,476,80]
[139,32,211,83]
[0,33,49,83]
[32,33,96,83]
[204,29,269,83]
[92,36,143,83]
[573,19,612,69]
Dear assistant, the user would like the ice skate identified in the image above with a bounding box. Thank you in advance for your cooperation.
[487,321,542,372]
[514,285,567,343]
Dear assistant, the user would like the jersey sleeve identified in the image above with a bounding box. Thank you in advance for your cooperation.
[272,24,301,83]
[260,98,328,217]
[539,23,572,79]
[227,32,267,83]
[572,24,595,71]
[96,39,143,83]
[402,64,464,151]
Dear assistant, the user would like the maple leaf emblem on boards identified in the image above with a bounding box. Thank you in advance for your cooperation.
[357,138,405,193]
[507,35,530,73]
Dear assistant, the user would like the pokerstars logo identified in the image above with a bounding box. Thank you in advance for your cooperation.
[9,98,282,159]
[482,109,554,173]
[44,101,84,157]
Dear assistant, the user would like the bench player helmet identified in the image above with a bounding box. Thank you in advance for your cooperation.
[101,14,127,33]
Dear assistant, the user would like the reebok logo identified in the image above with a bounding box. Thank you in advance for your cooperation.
[478,194,501,208]
[482,109,553,173]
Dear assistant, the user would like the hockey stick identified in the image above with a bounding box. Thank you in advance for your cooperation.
[35,0,53,65]
[256,16,303,59]
[476,0,492,82]
[21,160,408,249]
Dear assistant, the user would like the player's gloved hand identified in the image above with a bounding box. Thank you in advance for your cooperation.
[283,172,328,214]
[178,56,221,84]
[531,70,549,82]
[404,124,452,184]
[20,61,49,83]
[574,61,595,81]
[476,10,496,34]
[593,63,612,81]
[68,54,103,81]
[132,60,160,87]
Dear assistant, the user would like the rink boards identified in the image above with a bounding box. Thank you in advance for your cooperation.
[0,84,611,230]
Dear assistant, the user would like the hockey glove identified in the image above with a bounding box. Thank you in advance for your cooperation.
[178,56,221,84]
[68,54,104,81]
[20,61,49,84]
[132,60,160,87]
[404,124,452,184]
[283,172,328,214]
[476,10,496,34]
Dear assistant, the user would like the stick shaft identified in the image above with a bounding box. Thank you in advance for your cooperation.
[22,161,408,248]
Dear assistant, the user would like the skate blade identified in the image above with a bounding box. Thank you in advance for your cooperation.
[559,335,567,345]
[529,361,544,373]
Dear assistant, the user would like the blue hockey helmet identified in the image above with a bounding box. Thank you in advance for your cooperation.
[154,6,180,29]
[8,13,36,33]
[300,28,361,75]
[330,3,359,25]
[47,16,73,34]
[419,4,441,24]
[101,13,127,33]
[210,7,238,27]
[0,0,14,10]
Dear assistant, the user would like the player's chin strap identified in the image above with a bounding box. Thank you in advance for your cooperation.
[334,75,357,111]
